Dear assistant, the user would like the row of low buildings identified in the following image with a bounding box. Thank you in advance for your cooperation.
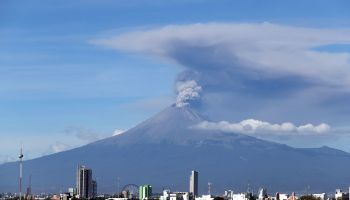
[222,187,348,200]
[107,170,198,200]
[40,167,350,200]
[146,185,350,200]
[75,168,350,200]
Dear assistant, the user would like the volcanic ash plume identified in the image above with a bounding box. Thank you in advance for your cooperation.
[175,80,202,107]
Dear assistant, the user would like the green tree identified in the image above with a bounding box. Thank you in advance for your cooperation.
[300,195,320,200]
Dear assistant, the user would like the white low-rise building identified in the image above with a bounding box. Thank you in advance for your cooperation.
[160,190,189,200]
[312,193,327,200]
[335,189,346,200]
[231,193,251,200]
[278,194,289,200]
[224,190,234,199]
[195,195,214,200]
[106,198,128,200]
[223,191,253,200]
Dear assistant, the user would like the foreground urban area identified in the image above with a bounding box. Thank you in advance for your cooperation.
[1,165,350,200]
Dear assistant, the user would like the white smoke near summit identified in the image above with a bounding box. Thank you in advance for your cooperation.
[175,80,202,107]
[113,129,125,136]
[194,119,331,135]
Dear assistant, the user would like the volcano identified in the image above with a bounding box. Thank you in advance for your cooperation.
[1,105,350,194]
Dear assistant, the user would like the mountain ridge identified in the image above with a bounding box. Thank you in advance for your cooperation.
[1,105,350,194]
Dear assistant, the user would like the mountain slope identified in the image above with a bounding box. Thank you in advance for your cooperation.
[1,105,350,194]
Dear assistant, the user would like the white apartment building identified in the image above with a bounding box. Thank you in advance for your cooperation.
[160,190,189,200]
[312,193,327,200]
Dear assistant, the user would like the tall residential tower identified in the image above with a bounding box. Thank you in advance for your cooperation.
[189,170,198,197]
[76,165,93,199]
[139,185,152,200]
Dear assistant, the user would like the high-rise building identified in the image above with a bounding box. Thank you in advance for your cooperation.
[189,170,198,197]
[139,185,152,200]
[76,165,93,199]
[92,180,97,198]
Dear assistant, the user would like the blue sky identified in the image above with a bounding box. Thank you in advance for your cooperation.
[1,0,350,162]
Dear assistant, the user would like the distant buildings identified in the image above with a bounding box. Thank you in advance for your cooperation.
[139,185,152,200]
[189,170,198,197]
[68,188,77,197]
[76,165,97,199]
[258,188,267,200]
[278,193,290,200]
[160,190,189,200]
[11,165,350,200]
[335,189,349,200]
[59,192,73,200]
[230,193,252,200]
[335,189,344,200]
[195,195,214,200]
[92,180,97,198]
[224,190,254,200]
[224,190,300,200]
[312,193,327,200]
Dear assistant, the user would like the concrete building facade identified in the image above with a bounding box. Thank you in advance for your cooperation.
[76,165,93,199]
[139,185,152,200]
[189,170,198,197]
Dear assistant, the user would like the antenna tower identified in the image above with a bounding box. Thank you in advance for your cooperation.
[19,146,24,200]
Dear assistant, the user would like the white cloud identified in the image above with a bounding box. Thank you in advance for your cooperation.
[63,126,102,142]
[175,80,202,107]
[112,129,125,136]
[0,154,16,164]
[93,22,350,88]
[193,119,331,135]
[48,142,71,154]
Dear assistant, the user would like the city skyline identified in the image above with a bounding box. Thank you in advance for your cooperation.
[1,1,350,195]
[1,0,350,163]
[3,164,350,199]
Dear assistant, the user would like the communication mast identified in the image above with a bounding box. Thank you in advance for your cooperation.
[19,147,24,200]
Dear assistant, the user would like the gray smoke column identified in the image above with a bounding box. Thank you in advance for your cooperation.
[92,23,350,125]
[175,80,202,107]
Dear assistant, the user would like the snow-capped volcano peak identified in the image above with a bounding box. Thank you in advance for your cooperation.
[94,105,213,145]
[142,104,206,124]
